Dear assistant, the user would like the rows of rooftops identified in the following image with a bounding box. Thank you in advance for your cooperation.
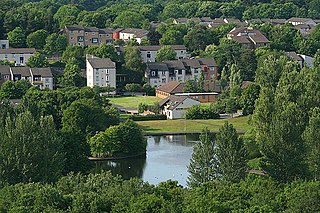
[0,65,53,77]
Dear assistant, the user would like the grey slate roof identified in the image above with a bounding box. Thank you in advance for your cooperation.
[65,25,85,31]
[138,45,186,51]
[31,68,53,77]
[197,58,218,67]
[0,65,10,75]
[164,60,185,70]
[182,59,201,68]
[159,95,188,110]
[88,58,115,69]
[157,81,184,94]
[0,48,36,54]
[286,52,303,61]
[147,62,169,71]
[11,67,31,77]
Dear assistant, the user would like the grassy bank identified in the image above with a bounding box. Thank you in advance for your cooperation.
[108,96,161,108]
[136,116,251,133]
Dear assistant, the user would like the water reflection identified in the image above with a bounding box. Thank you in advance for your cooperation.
[91,134,199,187]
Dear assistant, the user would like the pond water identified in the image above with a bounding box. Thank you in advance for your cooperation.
[91,134,200,187]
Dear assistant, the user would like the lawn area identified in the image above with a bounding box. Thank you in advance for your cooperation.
[108,96,162,108]
[136,116,251,133]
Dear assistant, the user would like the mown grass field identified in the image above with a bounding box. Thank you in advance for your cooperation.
[108,96,161,108]
[136,116,251,133]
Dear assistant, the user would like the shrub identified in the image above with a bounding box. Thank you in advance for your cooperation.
[186,104,220,119]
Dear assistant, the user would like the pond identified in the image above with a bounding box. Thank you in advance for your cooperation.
[91,134,200,187]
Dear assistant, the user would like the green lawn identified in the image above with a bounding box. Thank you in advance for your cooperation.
[136,116,251,133]
[108,96,161,108]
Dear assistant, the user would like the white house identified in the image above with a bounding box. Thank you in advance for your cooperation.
[138,45,187,62]
[159,95,200,119]
[286,17,317,26]
[30,68,54,89]
[118,28,149,44]
[86,55,116,92]
[0,48,36,66]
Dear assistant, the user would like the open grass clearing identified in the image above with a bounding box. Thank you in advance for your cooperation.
[136,116,251,133]
[108,96,161,108]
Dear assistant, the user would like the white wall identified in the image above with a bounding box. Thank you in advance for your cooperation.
[0,53,34,66]
[86,60,116,91]
[164,98,200,119]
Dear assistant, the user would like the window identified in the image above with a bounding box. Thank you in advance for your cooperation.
[85,32,88,35]
[151,71,156,77]
[92,32,95,35]
[209,67,214,71]
[106,76,109,81]
[178,70,182,75]
[70,37,74,40]
[202,95,206,99]
[20,57,24,64]
[4,75,8,79]
[147,53,151,58]
[2,44,6,49]
[4,54,7,59]
[70,30,73,34]
[92,38,98,43]
[181,50,184,53]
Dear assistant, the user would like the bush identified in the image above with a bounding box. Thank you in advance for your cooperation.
[129,114,167,121]
[186,104,220,119]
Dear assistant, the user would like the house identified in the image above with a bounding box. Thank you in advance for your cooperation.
[146,62,169,88]
[294,24,315,37]
[0,65,11,85]
[0,48,36,66]
[0,40,9,49]
[164,60,186,82]
[86,55,116,91]
[114,28,149,44]
[175,92,219,103]
[156,81,184,99]
[138,45,187,62]
[30,68,54,89]
[286,18,317,26]
[63,25,114,47]
[159,95,200,119]
[286,52,314,68]
[227,27,270,48]
[224,18,246,27]
[197,58,218,81]
[10,67,32,82]
[182,58,201,81]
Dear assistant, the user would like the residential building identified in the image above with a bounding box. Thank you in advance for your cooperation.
[138,45,187,62]
[286,52,314,68]
[0,65,11,85]
[0,48,36,66]
[146,58,218,87]
[286,17,317,26]
[0,40,9,49]
[113,28,149,44]
[86,55,116,91]
[175,92,219,103]
[159,95,200,119]
[30,68,54,89]
[156,81,185,99]
[63,25,114,47]
[227,27,270,48]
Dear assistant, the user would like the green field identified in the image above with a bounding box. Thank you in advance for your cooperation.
[108,96,161,108]
[136,116,251,133]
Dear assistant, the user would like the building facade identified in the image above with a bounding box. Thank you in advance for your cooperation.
[86,55,116,91]
[0,48,36,66]
[138,45,187,62]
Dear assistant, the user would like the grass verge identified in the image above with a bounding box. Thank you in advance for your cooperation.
[108,96,161,108]
[136,116,251,133]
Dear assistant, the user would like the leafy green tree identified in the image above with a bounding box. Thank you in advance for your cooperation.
[1,80,32,99]
[160,4,184,20]
[123,47,145,82]
[142,84,155,96]
[240,83,260,115]
[313,49,320,68]
[303,107,320,180]
[159,30,184,45]
[270,24,300,51]
[26,52,49,68]
[60,58,83,87]
[44,33,67,55]
[125,83,141,95]
[62,46,85,68]
[229,64,242,98]
[187,128,217,188]
[7,27,26,48]
[26,29,48,49]
[53,4,80,28]
[215,122,247,183]
[138,103,148,113]
[156,45,177,62]
[114,11,146,28]
[0,111,64,184]
[183,25,216,53]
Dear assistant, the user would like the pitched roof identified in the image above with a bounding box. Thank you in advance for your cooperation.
[84,27,99,32]
[286,52,303,61]
[31,68,53,77]
[197,58,217,67]
[138,45,186,51]
[120,28,149,37]
[65,25,85,31]
[0,48,36,54]
[200,17,213,22]
[249,35,270,43]
[11,67,31,77]
[0,65,10,75]
[287,17,313,22]
[99,28,114,34]
[146,62,169,71]
[159,95,188,109]
[87,58,115,69]
[182,59,201,68]
[157,81,184,94]
[231,36,252,44]
[164,60,185,70]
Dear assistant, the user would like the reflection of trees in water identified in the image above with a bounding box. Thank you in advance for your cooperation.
[91,155,146,179]
[153,136,161,144]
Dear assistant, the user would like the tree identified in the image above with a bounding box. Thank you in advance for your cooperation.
[53,4,80,28]
[215,122,247,183]
[44,33,67,55]
[94,44,119,61]
[26,29,48,49]
[7,27,26,48]
[303,107,320,180]
[240,83,260,115]
[26,52,49,68]
[123,47,145,82]
[313,49,320,68]
[1,80,32,99]
[156,45,177,62]
[89,119,147,157]
[0,111,64,184]
[62,46,85,68]
[114,11,146,28]
[125,83,141,96]
[183,25,216,54]
[60,58,83,87]
[229,64,242,98]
